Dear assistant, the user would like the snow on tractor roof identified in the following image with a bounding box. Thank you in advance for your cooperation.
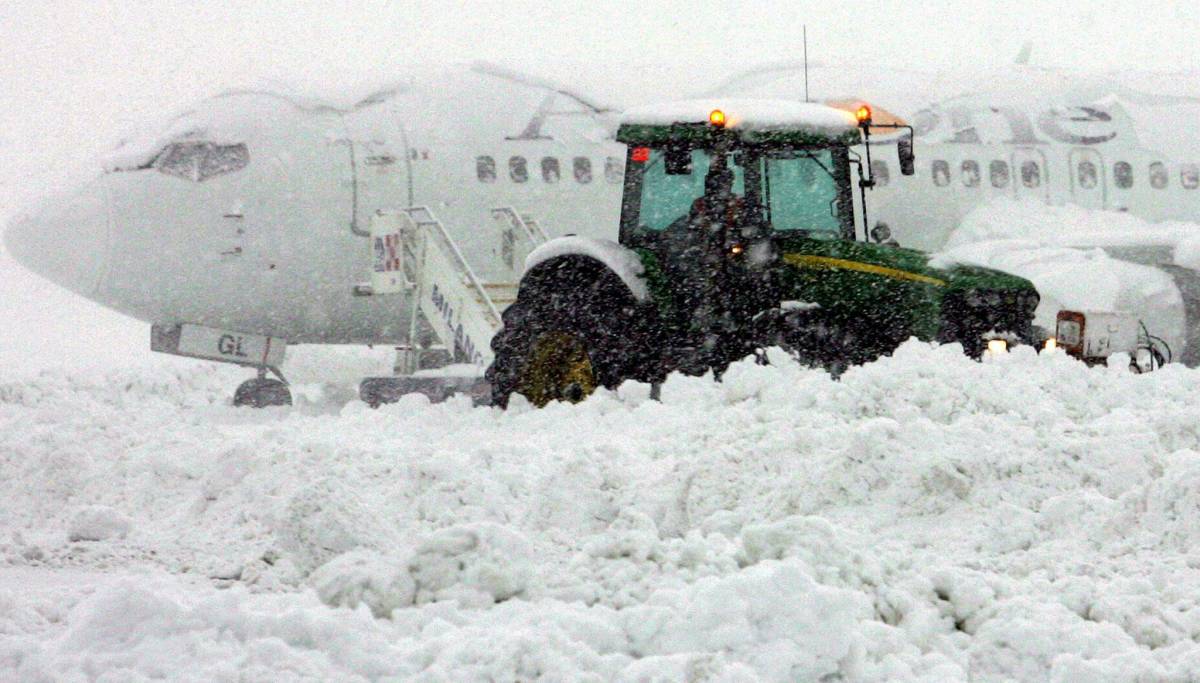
[619,98,859,140]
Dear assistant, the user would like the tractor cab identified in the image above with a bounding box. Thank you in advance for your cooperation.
[616,100,909,252]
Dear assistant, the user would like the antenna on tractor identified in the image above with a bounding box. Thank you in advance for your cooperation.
[803,25,810,103]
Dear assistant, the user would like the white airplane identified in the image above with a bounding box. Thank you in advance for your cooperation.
[4,63,627,403]
[7,60,1200,404]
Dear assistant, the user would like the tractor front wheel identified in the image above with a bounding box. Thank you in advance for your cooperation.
[486,258,657,408]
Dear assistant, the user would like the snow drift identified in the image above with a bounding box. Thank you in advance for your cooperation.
[5,343,1200,680]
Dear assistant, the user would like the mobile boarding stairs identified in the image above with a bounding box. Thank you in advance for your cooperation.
[357,206,548,406]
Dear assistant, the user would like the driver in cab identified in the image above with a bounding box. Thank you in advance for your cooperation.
[685,159,745,235]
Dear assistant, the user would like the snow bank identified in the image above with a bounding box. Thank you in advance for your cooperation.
[7,343,1200,680]
[67,506,131,542]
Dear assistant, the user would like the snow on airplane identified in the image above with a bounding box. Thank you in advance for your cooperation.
[6,60,1200,404]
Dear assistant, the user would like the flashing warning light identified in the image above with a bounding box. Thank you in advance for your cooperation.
[855,105,872,124]
[729,243,744,255]
[709,109,727,127]
[631,147,650,163]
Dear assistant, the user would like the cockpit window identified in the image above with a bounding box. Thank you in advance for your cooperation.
[155,142,249,182]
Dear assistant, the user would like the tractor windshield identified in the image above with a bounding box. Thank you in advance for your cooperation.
[633,147,844,236]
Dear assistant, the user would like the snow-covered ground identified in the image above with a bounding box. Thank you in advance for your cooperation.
[6,329,1200,680]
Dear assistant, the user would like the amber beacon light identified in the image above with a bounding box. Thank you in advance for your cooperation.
[855,105,872,125]
[709,109,726,127]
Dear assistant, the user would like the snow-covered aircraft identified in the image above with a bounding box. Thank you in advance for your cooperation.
[4,63,627,402]
[711,61,1200,250]
[7,60,1200,403]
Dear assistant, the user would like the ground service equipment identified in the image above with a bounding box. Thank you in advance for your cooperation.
[486,100,1041,407]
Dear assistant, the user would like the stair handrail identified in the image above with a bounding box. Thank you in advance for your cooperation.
[404,206,502,324]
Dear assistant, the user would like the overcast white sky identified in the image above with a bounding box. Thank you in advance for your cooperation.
[3,1,1199,106]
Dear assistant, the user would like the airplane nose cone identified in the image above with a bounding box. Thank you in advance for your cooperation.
[4,178,111,297]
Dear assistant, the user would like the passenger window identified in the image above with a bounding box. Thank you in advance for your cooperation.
[990,160,1010,188]
[961,160,980,188]
[1183,164,1200,190]
[932,160,950,187]
[1150,162,1168,189]
[1114,161,1133,189]
[605,156,623,184]
[476,156,496,183]
[156,142,249,182]
[870,160,890,187]
[1076,160,1098,189]
[573,157,592,183]
[509,156,528,183]
[541,157,560,183]
[1021,161,1041,188]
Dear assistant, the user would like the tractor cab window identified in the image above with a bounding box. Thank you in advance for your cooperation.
[761,149,841,235]
[633,146,844,237]
[635,148,746,231]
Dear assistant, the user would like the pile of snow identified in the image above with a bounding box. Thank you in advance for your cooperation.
[6,343,1200,680]
[67,507,131,543]
[938,198,1197,352]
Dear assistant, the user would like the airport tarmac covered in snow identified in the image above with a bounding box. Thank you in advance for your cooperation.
[5,343,1200,680]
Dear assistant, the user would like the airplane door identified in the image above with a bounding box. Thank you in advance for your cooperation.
[352,139,408,235]
[1011,148,1050,202]
[1068,148,1106,210]
[344,107,410,237]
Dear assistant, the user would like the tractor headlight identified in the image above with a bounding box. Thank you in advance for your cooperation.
[987,338,1008,354]
[1044,337,1058,351]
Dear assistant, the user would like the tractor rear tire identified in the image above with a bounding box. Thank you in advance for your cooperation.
[486,257,657,408]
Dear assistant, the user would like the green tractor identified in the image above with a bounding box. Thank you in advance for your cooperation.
[486,100,1039,407]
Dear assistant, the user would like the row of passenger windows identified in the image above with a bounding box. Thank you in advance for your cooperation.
[1112,161,1200,189]
[476,156,623,185]
[923,160,1043,189]
[876,158,1200,191]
